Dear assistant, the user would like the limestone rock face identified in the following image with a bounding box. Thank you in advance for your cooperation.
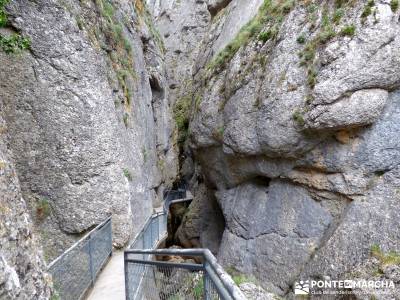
[0,115,52,299]
[2,0,400,298]
[174,0,400,297]
[305,89,389,130]
[175,183,224,254]
[216,181,332,294]
[146,0,210,106]
[239,282,278,300]
[0,0,178,260]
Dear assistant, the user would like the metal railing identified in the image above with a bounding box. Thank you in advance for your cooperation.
[125,188,245,300]
[47,216,112,300]
[124,249,246,300]
[163,187,188,213]
[128,212,167,250]
[128,187,193,252]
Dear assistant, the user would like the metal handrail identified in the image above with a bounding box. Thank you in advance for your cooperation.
[125,248,247,300]
[128,212,165,249]
[47,216,113,300]
[47,216,112,269]
[125,188,246,300]
[163,188,192,214]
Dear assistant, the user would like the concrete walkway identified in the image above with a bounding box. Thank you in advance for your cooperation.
[86,251,125,300]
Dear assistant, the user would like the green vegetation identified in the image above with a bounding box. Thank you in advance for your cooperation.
[340,24,356,37]
[297,0,360,91]
[123,168,133,181]
[292,110,305,126]
[0,34,30,53]
[142,147,148,163]
[296,34,306,44]
[306,3,319,29]
[319,9,336,43]
[391,0,399,12]
[0,0,31,53]
[135,0,165,52]
[36,198,51,220]
[123,113,129,128]
[76,16,84,30]
[193,280,204,298]
[332,8,344,24]
[226,267,259,286]
[307,67,317,88]
[167,296,183,300]
[94,0,135,107]
[50,293,61,300]
[173,95,192,145]
[207,0,295,72]
[361,0,375,19]
[100,0,115,20]
[305,94,314,105]
[194,93,202,112]
[258,27,278,43]
[299,42,316,66]
[117,70,133,105]
[218,126,225,136]
[211,125,225,142]
[371,244,400,266]
[298,3,355,89]
[0,0,9,27]
[157,158,165,171]
[231,274,256,285]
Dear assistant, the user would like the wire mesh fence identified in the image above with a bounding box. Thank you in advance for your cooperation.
[124,249,246,300]
[125,260,205,300]
[48,217,112,300]
[129,213,167,252]
[125,188,245,300]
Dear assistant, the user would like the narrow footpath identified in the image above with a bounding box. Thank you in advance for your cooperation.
[86,251,125,300]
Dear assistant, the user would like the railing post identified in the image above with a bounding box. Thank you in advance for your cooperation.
[88,235,94,286]
[156,215,160,241]
[124,252,130,300]
[148,217,154,248]
[109,219,113,257]
[141,234,145,260]
[203,261,210,300]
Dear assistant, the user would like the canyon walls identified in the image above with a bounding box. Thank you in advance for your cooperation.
[165,0,400,297]
[1,0,400,298]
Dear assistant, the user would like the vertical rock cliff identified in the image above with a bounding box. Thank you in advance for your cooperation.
[2,0,400,298]
[0,0,178,289]
[156,0,400,297]
[0,115,52,299]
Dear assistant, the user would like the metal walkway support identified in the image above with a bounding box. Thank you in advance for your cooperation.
[124,249,246,300]
[48,217,113,300]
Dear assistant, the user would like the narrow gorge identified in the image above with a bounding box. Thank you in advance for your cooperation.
[1,0,400,299]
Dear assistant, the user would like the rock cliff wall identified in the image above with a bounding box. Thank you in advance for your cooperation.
[0,115,52,299]
[2,0,400,298]
[0,0,178,263]
[168,0,400,297]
